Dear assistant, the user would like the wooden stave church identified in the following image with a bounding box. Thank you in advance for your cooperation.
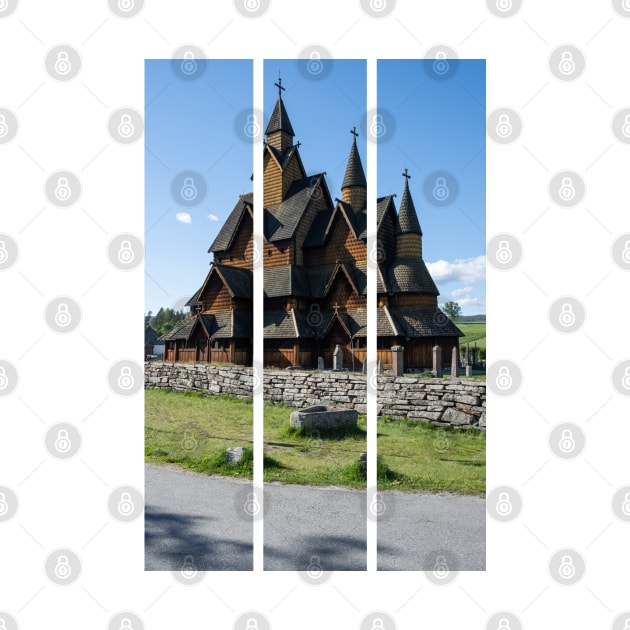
[160,81,462,370]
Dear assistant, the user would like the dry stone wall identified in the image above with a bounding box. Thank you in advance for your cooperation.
[144,363,486,430]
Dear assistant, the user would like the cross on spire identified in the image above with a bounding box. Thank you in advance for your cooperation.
[402,168,411,181]
[274,76,285,99]
[350,126,359,139]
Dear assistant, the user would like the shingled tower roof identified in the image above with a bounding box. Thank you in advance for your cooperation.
[340,127,367,212]
[396,169,422,235]
[265,96,295,136]
[342,129,367,189]
[265,78,296,153]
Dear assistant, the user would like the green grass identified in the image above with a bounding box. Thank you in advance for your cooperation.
[376,417,485,494]
[145,389,254,478]
[145,390,486,494]
[456,322,486,353]
[263,405,368,488]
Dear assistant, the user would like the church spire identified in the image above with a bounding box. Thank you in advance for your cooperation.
[341,127,367,211]
[265,77,295,151]
[395,169,423,258]
[397,169,422,235]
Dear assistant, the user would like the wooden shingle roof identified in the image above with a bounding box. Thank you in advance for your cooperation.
[389,307,463,338]
[265,96,295,137]
[396,178,422,235]
[341,136,367,189]
[264,174,330,242]
[387,257,439,295]
[208,193,252,253]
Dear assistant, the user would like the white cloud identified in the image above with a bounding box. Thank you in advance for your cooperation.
[457,296,485,309]
[176,212,192,224]
[208,213,219,222]
[451,286,473,298]
[426,256,486,284]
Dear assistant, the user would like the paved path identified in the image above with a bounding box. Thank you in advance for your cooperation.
[145,464,485,571]
[145,464,253,571]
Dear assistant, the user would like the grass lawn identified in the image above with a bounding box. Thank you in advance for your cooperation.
[145,389,486,495]
[145,389,254,478]
[456,322,486,355]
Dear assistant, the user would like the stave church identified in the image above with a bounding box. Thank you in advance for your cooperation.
[160,79,462,370]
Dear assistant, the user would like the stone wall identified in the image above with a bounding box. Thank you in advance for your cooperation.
[144,363,486,430]
[144,362,253,400]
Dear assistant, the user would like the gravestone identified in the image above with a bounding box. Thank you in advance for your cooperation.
[359,452,367,476]
[451,346,459,377]
[317,356,324,371]
[391,345,404,376]
[226,447,248,463]
[290,404,358,430]
[333,344,343,371]
[432,345,442,377]
[378,360,384,374]
[362,358,367,374]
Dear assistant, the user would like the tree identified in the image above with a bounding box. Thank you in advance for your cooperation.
[149,306,186,336]
[442,301,462,321]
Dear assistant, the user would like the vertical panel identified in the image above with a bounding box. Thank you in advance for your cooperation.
[376,59,487,572]
[144,59,254,571]
[262,59,368,572]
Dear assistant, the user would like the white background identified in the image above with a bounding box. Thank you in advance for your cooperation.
[1,0,629,628]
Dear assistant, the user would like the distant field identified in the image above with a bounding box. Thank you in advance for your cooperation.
[456,322,486,353]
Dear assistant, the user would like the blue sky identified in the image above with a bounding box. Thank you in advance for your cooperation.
[263,59,367,200]
[145,59,253,315]
[145,59,485,316]
[378,59,486,314]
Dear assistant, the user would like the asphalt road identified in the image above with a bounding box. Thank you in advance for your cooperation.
[145,464,485,571]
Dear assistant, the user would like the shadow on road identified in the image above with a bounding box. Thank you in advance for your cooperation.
[264,534,367,571]
[145,507,253,571]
